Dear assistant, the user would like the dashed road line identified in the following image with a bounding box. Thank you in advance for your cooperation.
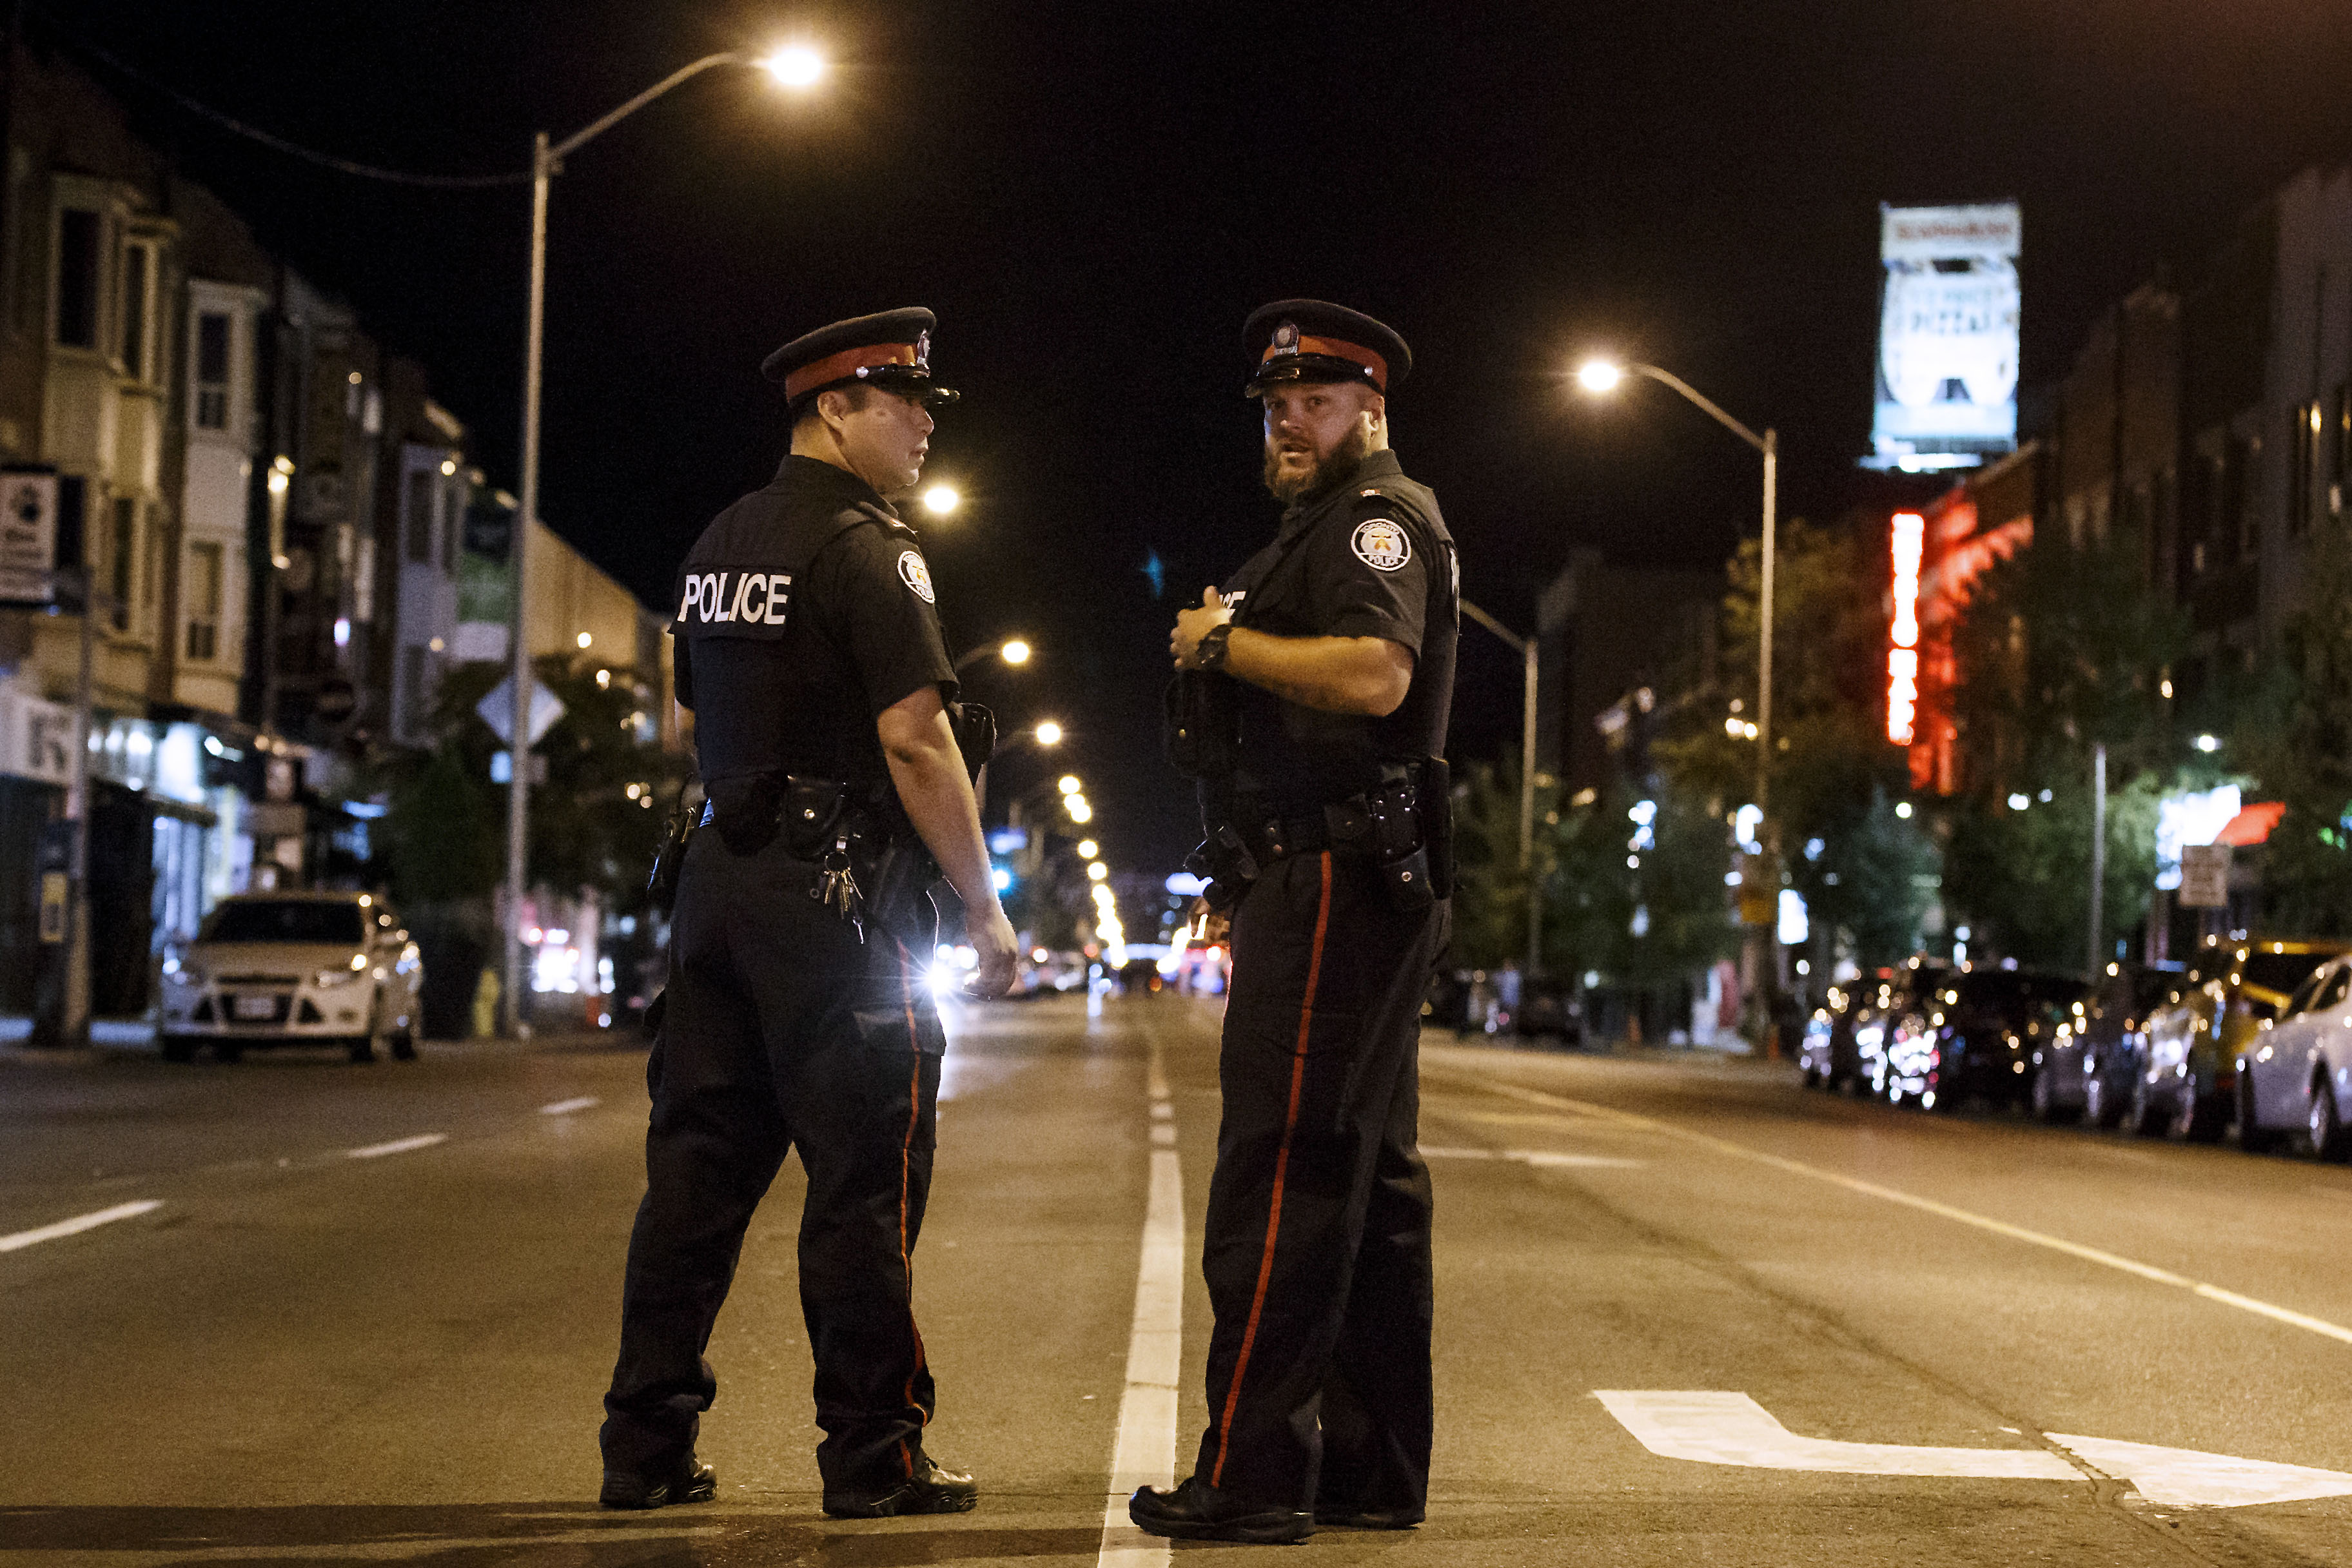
[0,1199,163,1253]
[343,1133,447,1160]
[1424,1145,1646,1170]
[539,1097,600,1115]
[1449,1072,2352,1349]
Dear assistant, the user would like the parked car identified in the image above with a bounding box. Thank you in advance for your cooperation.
[2131,936,2351,1141]
[2235,950,2352,1160]
[2028,961,2179,1125]
[158,892,424,1064]
[1514,978,1585,1046]
[1879,965,2088,1111]
[1800,961,1948,1093]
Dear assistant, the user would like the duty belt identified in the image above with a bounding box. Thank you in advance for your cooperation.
[1238,798,1380,867]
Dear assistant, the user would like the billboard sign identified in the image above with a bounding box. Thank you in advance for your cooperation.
[1867,203,2021,473]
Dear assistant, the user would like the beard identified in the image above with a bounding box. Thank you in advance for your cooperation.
[1263,418,1374,504]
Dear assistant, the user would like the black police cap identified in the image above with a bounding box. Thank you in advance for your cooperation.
[1242,300,1411,397]
[761,307,960,409]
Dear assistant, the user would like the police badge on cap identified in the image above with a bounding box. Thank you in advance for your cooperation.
[1242,300,1412,397]
[762,307,961,411]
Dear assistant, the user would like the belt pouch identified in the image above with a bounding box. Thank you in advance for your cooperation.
[708,772,783,856]
[781,774,848,858]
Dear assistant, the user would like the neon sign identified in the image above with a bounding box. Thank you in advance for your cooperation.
[1888,511,1923,745]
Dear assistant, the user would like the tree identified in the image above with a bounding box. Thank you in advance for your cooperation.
[1941,522,2189,963]
[2233,515,2352,935]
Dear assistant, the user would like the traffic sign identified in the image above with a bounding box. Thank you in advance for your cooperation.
[475,674,564,748]
[0,469,59,604]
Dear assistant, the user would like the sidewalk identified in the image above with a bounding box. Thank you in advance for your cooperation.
[0,1016,157,1057]
[1428,1024,1784,1070]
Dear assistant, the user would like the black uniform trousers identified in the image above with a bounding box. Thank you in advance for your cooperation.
[1193,848,1444,1513]
[603,826,946,1492]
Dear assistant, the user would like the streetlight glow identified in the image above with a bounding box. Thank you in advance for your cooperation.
[1077,839,1098,859]
[1033,720,1063,747]
[1576,358,1625,393]
[922,484,960,516]
[1086,861,1108,881]
[758,46,825,88]
[1000,639,1031,665]
[1067,797,1093,824]
[1058,775,1082,796]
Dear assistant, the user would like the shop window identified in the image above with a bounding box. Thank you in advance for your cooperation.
[185,541,221,662]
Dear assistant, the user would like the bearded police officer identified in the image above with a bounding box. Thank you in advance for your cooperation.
[1133,301,1458,1545]
[600,308,1017,1519]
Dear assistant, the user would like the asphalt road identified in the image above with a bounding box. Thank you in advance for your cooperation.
[3,992,2349,1566]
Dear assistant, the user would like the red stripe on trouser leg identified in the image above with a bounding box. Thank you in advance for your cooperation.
[1210,851,1333,1488]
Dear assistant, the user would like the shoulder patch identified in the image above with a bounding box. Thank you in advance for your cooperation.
[897,549,936,603]
[1350,516,1413,573]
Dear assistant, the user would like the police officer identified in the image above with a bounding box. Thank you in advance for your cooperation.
[600,308,1017,1519]
[1133,301,1457,1544]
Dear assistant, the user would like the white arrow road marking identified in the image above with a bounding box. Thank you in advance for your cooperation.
[1097,1034,1183,1568]
[1424,1145,1647,1170]
[2047,1433,2352,1509]
[1596,1391,2079,1480]
[1596,1393,2352,1509]
[1458,1075,2352,1347]
[343,1133,447,1160]
[0,1199,164,1253]
[539,1097,600,1115]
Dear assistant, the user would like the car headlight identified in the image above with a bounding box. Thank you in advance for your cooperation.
[316,955,369,988]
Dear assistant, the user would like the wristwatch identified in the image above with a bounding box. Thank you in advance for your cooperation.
[1196,622,1234,672]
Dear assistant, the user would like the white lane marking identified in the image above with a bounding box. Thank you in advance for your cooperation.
[1597,1391,2079,1480]
[343,1133,447,1160]
[2048,1431,2352,1509]
[1424,1144,1645,1170]
[1596,1392,2352,1509]
[540,1096,600,1115]
[1097,1034,1182,1568]
[0,1199,164,1253]
[1149,1122,1176,1148]
[1460,1075,2352,1348]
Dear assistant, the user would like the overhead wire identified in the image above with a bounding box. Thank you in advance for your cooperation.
[33,6,531,190]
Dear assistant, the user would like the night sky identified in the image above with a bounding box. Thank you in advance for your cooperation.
[58,0,2352,870]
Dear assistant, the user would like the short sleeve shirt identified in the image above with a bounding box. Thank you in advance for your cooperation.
[1218,449,1456,808]
[672,455,956,787]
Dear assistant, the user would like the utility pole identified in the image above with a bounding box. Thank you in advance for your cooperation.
[2087,742,2108,975]
[1461,598,1539,976]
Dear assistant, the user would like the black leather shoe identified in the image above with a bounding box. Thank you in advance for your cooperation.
[1130,1476,1313,1544]
[1314,1503,1424,1529]
[823,1454,980,1518]
[599,1456,717,1509]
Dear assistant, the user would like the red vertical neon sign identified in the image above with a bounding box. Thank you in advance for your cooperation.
[1888,511,1923,745]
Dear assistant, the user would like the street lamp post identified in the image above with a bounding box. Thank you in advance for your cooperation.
[1460,598,1539,977]
[501,48,821,1036]
[1576,359,1781,1034]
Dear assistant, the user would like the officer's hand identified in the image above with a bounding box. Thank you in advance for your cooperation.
[964,901,1020,998]
[1188,896,1231,947]
[1171,585,1231,671]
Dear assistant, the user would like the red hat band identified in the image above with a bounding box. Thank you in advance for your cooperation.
[1260,333,1388,391]
[785,342,919,402]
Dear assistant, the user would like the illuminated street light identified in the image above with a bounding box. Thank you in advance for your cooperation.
[922,484,960,516]
[1086,861,1108,881]
[1059,775,1082,796]
[500,44,821,1037]
[1000,639,1030,665]
[953,636,1035,676]
[1076,839,1098,859]
[757,45,825,88]
[1066,796,1093,825]
[1575,358,1624,393]
[1033,720,1063,746]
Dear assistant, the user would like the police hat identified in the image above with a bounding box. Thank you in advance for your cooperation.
[761,307,960,409]
[1242,300,1410,397]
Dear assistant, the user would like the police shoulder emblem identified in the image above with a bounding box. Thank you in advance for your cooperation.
[897,549,936,603]
[1351,516,1412,573]
[1271,320,1300,357]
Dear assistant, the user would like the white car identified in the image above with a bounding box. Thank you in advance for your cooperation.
[2237,953,2352,1160]
[159,892,424,1064]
